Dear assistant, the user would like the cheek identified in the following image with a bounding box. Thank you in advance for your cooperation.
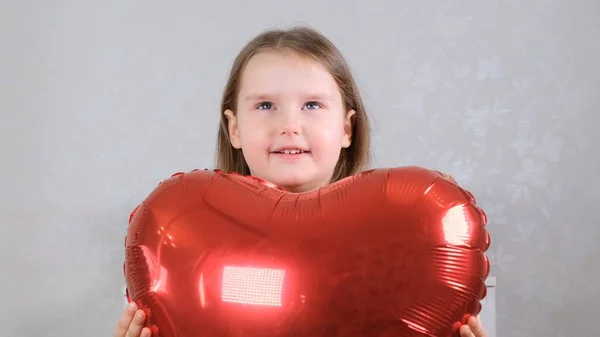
[240,135,269,159]
[237,114,272,144]
[240,138,267,172]
[310,121,346,158]
[316,113,346,141]
[236,118,270,164]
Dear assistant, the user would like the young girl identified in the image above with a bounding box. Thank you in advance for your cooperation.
[113,26,488,337]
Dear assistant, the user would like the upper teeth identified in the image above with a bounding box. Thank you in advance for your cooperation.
[281,149,303,154]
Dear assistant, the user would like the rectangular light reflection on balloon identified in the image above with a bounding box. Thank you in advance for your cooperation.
[221,266,285,307]
[442,205,470,246]
[199,272,206,308]
[151,266,168,293]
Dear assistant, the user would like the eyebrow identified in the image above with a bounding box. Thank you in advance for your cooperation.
[243,93,334,102]
[243,94,270,102]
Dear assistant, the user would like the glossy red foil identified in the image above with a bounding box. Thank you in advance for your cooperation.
[125,166,490,337]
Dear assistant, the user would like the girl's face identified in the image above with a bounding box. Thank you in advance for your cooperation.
[225,50,354,192]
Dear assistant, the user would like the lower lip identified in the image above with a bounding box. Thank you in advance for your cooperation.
[271,152,309,160]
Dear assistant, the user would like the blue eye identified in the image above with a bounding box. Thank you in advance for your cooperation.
[256,102,273,110]
[303,101,322,110]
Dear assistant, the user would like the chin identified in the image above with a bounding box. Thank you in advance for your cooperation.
[270,176,316,192]
[273,177,310,188]
[283,179,327,193]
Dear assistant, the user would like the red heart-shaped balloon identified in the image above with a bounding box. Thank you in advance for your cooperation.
[125,167,490,337]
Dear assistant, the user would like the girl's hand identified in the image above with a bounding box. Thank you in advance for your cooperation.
[458,314,488,337]
[113,302,152,337]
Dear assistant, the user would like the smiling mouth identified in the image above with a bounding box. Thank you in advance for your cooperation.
[272,149,309,154]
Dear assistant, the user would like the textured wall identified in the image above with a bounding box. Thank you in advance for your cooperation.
[1,1,598,336]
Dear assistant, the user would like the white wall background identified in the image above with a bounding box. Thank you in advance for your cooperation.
[1,1,598,336]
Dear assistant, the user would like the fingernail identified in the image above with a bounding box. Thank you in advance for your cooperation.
[136,311,145,320]
[451,321,462,334]
[462,314,472,324]
[128,302,138,311]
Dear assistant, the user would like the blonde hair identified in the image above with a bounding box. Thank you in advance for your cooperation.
[216,25,371,182]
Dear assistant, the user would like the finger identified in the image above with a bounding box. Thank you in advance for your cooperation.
[468,316,487,337]
[452,321,462,336]
[140,327,152,337]
[125,310,146,337]
[459,325,476,337]
[114,302,138,337]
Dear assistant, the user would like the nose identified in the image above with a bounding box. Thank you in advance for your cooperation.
[278,109,302,136]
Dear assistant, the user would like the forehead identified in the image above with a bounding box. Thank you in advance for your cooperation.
[238,50,341,99]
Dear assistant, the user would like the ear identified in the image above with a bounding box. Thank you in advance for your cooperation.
[224,109,242,149]
[342,109,355,148]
